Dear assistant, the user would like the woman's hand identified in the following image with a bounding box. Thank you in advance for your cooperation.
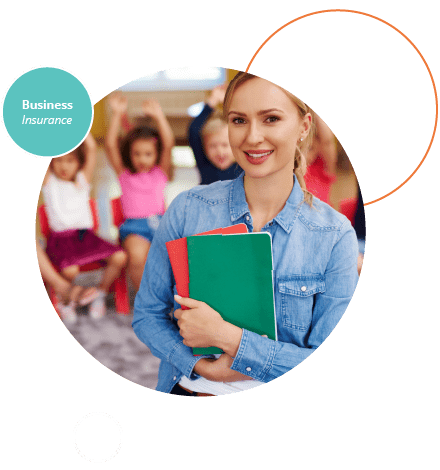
[173,295,242,357]
[194,355,252,382]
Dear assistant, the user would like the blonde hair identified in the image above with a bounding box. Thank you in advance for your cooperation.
[201,114,228,139]
[224,72,315,205]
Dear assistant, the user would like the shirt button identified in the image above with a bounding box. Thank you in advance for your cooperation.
[301,286,307,292]
[246,215,250,221]
[246,367,252,372]
[173,376,177,381]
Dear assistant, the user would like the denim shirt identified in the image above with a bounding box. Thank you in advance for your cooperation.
[133,173,359,393]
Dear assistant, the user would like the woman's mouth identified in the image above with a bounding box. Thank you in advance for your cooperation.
[244,150,273,165]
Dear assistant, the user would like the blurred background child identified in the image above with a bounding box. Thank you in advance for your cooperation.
[42,134,128,322]
[304,113,364,273]
[188,84,241,184]
[105,93,174,291]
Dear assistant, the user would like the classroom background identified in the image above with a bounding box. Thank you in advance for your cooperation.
[36,67,365,391]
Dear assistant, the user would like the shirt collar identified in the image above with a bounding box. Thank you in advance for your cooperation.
[229,172,305,233]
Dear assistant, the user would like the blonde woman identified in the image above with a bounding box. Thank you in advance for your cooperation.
[134,72,359,396]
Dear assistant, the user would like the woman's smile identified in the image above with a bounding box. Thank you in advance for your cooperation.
[227,77,310,180]
[244,149,274,164]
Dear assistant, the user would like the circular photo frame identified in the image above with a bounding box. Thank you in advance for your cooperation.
[36,68,365,396]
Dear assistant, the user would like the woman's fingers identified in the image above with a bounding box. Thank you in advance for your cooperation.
[174,295,201,309]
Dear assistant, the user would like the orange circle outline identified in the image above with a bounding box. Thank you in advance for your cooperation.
[245,9,438,206]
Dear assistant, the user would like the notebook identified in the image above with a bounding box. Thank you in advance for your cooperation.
[165,224,248,307]
[187,232,276,355]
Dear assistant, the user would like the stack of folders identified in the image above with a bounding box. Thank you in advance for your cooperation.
[166,225,277,356]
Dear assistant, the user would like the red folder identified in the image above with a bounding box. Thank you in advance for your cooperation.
[166,224,248,309]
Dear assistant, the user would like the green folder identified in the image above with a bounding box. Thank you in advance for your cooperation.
[187,233,276,355]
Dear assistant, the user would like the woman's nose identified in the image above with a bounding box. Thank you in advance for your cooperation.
[245,122,264,145]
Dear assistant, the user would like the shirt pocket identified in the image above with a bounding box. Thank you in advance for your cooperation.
[278,275,326,331]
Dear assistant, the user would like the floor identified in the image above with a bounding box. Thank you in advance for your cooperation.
[63,294,161,391]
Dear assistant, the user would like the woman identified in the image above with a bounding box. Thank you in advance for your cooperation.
[133,72,359,396]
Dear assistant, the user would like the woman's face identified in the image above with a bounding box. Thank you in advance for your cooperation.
[130,138,158,172]
[227,77,311,181]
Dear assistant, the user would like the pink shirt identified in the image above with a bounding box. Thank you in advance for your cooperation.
[118,166,168,219]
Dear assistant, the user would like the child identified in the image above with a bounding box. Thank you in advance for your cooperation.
[42,134,128,323]
[188,84,241,185]
[36,241,98,309]
[105,93,174,291]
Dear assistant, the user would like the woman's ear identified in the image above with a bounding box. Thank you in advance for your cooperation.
[301,113,312,139]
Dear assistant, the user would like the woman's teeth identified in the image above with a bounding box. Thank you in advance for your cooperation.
[246,151,272,158]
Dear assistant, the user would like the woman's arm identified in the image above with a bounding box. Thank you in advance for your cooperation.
[234,223,358,382]
[104,92,127,176]
[142,99,174,179]
[173,298,251,382]
[174,221,359,382]
[81,132,97,184]
[132,191,210,379]
[133,193,251,382]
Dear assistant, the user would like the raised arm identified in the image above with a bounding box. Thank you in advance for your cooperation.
[104,92,127,176]
[81,132,97,183]
[142,99,175,179]
[188,85,226,170]
[42,166,52,186]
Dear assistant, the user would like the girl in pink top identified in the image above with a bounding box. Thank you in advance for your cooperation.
[105,93,174,291]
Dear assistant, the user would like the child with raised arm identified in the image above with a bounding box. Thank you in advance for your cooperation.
[105,93,174,291]
[188,84,241,185]
[42,134,128,323]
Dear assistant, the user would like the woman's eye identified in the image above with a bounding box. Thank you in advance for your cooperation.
[231,117,245,124]
[265,116,280,123]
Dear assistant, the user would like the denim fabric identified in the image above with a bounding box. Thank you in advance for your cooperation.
[133,173,359,393]
[119,215,163,243]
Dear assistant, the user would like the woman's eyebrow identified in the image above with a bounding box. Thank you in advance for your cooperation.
[257,108,284,115]
[228,110,246,116]
[228,108,284,116]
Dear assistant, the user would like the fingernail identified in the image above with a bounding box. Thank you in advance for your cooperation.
[174,294,182,300]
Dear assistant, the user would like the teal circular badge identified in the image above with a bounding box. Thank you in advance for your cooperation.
[3,67,93,157]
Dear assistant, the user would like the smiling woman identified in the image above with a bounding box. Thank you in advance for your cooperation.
[224,73,314,208]
[133,71,359,396]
